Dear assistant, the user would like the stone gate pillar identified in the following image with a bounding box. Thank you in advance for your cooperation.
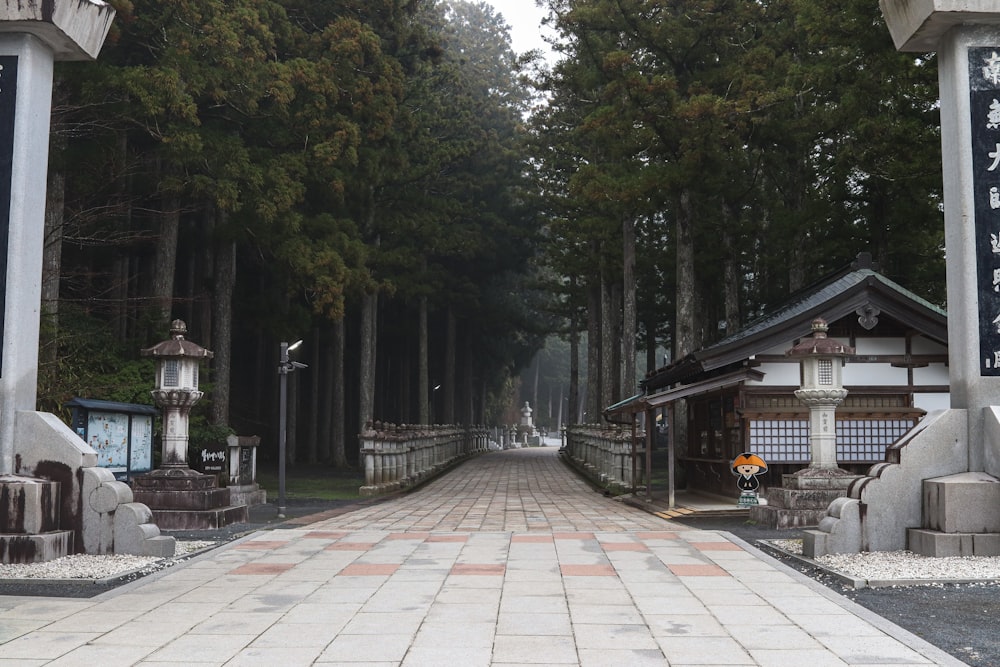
[0,1,115,474]
[882,1,1000,473]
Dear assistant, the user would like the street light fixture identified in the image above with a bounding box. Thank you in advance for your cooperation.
[277,339,306,518]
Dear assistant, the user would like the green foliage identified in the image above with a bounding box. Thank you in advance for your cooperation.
[38,306,157,417]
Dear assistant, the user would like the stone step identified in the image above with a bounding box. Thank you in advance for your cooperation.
[908,528,1000,557]
[0,475,61,533]
[922,472,1000,533]
[150,505,248,531]
[762,487,847,510]
[0,531,73,564]
[749,505,829,529]
[133,487,232,511]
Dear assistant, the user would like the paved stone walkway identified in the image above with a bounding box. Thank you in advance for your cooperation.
[0,446,965,666]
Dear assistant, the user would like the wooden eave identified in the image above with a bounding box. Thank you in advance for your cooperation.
[641,266,947,393]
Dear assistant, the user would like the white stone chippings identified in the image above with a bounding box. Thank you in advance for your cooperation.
[0,540,214,580]
[767,538,1000,581]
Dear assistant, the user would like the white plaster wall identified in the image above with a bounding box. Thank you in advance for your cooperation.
[915,393,951,412]
[854,337,906,355]
[844,362,909,386]
[759,343,790,356]
[747,361,800,386]
[913,363,950,386]
[911,336,947,354]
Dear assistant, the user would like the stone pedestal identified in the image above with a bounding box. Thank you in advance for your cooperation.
[0,475,72,563]
[907,471,1000,556]
[227,435,266,506]
[132,468,247,530]
[750,468,861,529]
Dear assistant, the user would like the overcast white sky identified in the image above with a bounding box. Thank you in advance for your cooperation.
[486,0,557,61]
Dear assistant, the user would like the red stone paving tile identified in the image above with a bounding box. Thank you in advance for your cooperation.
[234,541,288,550]
[304,531,348,539]
[339,563,400,576]
[553,532,595,540]
[450,564,506,575]
[426,534,468,543]
[229,563,296,575]
[386,532,430,540]
[600,542,649,552]
[668,564,731,576]
[325,542,377,551]
[560,564,616,576]
[636,532,679,540]
[511,535,553,543]
[691,542,743,551]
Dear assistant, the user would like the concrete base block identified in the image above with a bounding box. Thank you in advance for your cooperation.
[228,484,266,507]
[0,475,60,534]
[923,472,1000,533]
[0,531,73,564]
[908,529,1000,557]
[749,505,829,529]
[783,468,861,491]
[150,505,248,530]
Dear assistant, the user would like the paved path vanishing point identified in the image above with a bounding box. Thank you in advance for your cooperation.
[0,445,966,666]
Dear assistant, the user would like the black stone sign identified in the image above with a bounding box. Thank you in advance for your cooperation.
[0,56,15,377]
[970,47,1000,375]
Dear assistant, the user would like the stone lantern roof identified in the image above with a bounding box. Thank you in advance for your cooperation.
[141,320,214,360]
[786,318,854,358]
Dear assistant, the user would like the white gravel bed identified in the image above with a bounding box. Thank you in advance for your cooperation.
[765,538,1000,582]
[0,540,216,581]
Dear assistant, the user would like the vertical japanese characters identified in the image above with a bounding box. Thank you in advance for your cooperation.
[970,49,1000,374]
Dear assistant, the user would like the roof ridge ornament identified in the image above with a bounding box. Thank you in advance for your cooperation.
[857,304,880,330]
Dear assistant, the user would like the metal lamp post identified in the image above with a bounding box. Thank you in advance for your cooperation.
[277,339,305,518]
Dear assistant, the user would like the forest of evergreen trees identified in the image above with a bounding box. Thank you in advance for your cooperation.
[38,0,945,468]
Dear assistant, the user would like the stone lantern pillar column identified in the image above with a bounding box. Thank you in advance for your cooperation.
[749,318,861,528]
[788,319,853,470]
[140,320,213,470]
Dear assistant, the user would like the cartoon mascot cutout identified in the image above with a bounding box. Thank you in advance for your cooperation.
[731,452,767,507]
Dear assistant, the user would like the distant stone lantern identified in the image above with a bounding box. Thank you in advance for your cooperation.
[140,320,213,470]
[786,318,854,470]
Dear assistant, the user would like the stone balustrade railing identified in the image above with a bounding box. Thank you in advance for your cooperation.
[561,424,645,494]
[359,423,492,497]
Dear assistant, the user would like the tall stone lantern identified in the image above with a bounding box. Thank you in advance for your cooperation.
[750,318,861,529]
[132,320,245,529]
[787,318,853,470]
[141,320,213,470]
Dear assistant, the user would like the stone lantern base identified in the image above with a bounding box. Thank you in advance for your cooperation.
[132,468,247,530]
[750,467,861,529]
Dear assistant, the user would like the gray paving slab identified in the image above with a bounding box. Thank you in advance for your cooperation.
[0,446,968,666]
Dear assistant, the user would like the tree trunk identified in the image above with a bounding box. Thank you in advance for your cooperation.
[721,204,741,337]
[599,272,615,414]
[152,197,180,330]
[569,316,580,425]
[358,291,378,430]
[418,296,429,424]
[622,215,637,399]
[209,234,235,428]
[319,334,333,463]
[332,317,347,468]
[41,168,63,366]
[586,277,601,423]
[443,308,456,423]
[675,190,699,357]
[287,371,298,466]
[307,327,320,464]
